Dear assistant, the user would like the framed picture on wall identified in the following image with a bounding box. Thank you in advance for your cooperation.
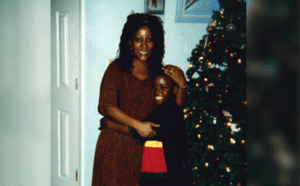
[145,0,165,14]
[175,0,220,23]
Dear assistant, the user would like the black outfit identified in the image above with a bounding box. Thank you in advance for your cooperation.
[129,97,193,186]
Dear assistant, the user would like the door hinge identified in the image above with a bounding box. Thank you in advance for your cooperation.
[76,170,78,181]
[75,78,78,90]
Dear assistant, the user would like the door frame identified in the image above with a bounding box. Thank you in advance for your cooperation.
[79,0,85,185]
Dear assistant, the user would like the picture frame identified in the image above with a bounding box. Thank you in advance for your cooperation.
[175,0,220,23]
[145,0,165,15]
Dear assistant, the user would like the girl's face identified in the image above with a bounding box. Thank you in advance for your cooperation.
[153,75,175,105]
[129,25,154,63]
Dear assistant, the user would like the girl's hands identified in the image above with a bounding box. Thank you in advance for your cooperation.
[162,65,186,87]
[135,121,160,138]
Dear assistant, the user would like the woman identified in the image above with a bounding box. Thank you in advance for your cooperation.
[92,13,186,186]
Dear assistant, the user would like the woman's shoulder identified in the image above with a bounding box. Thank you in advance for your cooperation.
[105,60,122,74]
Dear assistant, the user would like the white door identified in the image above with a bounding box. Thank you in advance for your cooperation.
[51,0,80,185]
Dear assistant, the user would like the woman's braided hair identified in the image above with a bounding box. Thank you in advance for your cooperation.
[116,13,165,78]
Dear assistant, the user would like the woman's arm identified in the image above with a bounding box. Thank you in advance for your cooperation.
[163,65,187,107]
[101,117,131,135]
[100,106,159,138]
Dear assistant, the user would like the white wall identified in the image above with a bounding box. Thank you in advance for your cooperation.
[83,0,208,185]
[0,0,51,186]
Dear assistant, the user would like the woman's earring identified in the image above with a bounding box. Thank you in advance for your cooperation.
[130,47,133,50]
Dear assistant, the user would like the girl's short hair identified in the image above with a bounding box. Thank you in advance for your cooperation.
[116,13,165,77]
[153,68,176,88]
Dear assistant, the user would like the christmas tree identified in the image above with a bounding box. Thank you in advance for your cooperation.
[184,0,246,185]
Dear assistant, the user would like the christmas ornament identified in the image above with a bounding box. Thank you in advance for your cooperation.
[192,48,197,55]
[223,110,232,122]
[219,62,228,71]
[207,63,215,69]
[203,35,209,49]
[213,117,217,124]
[230,138,236,144]
[226,23,236,31]
[204,84,209,92]
[198,65,203,72]
[231,123,241,132]
[208,20,217,30]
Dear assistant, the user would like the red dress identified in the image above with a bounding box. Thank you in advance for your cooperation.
[92,62,155,186]
[142,140,168,179]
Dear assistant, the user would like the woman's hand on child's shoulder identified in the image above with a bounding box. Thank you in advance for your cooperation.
[162,65,186,87]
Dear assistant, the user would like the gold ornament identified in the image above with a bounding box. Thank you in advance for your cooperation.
[226,167,231,172]
[226,23,236,31]
[205,162,209,167]
[207,20,217,31]
[230,138,236,144]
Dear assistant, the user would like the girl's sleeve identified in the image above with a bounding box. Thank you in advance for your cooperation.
[98,62,121,116]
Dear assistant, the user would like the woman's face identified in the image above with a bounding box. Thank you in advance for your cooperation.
[129,25,154,63]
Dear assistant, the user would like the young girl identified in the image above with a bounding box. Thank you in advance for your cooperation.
[129,70,192,186]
